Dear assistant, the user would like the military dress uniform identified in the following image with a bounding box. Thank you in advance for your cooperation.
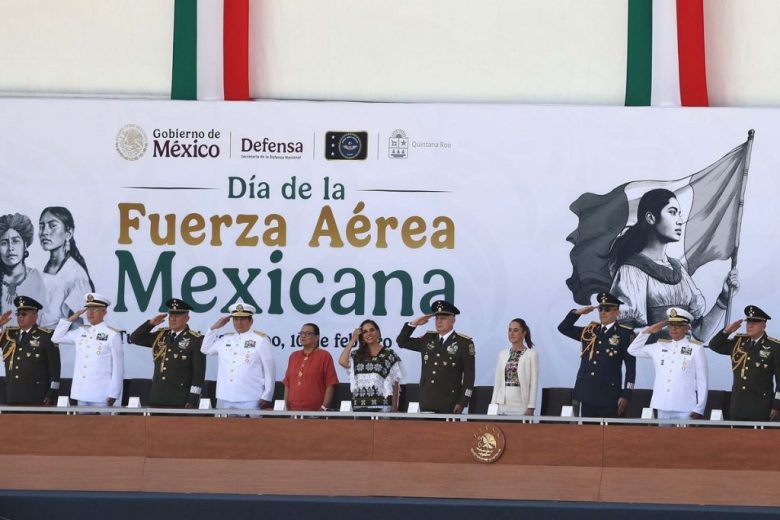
[557,293,636,417]
[628,309,708,417]
[51,293,124,405]
[709,305,780,421]
[396,301,475,413]
[129,323,205,407]
[201,303,275,409]
[1,297,61,404]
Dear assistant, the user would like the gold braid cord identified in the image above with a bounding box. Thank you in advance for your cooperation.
[731,337,748,379]
[579,324,598,361]
[152,330,168,362]
[2,330,17,370]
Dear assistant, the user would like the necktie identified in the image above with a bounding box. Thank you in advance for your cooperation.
[438,336,444,347]
[18,331,26,344]
[169,331,177,344]
[601,326,607,335]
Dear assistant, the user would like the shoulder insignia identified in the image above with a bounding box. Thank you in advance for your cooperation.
[735,333,750,338]
[37,327,54,334]
[425,330,437,335]
[589,321,599,326]
[107,326,122,333]
[455,332,472,340]
[79,324,89,328]
[223,332,235,336]
[657,339,672,343]
[6,326,20,332]
[253,330,268,337]
[767,336,780,344]
[188,330,202,338]
[689,339,703,346]
[619,324,634,330]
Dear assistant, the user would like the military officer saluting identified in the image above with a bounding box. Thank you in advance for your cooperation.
[558,292,636,417]
[709,305,780,421]
[397,300,475,414]
[201,302,275,410]
[0,296,60,405]
[52,293,124,407]
[129,298,206,408]
[628,307,708,421]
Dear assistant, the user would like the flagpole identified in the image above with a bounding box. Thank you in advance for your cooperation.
[725,129,755,325]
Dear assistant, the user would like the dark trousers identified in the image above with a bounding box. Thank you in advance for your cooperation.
[579,402,618,418]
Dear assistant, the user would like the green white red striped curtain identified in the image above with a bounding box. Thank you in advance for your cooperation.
[1,0,779,106]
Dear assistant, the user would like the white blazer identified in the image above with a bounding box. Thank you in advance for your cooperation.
[490,347,539,410]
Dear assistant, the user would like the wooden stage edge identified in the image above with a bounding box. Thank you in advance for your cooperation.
[1,415,779,507]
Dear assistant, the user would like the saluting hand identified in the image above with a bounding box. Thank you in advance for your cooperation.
[348,327,362,346]
[410,315,432,327]
[149,313,167,326]
[67,308,87,323]
[723,319,743,335]
[644,320,666,334]
[211,316,231,330]
[0,310,12,327]
[574,306,595,315]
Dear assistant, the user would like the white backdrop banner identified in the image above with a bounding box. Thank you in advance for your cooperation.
[1,99,779,398]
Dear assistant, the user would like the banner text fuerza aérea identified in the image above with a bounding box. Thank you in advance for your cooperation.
[113,202,455,316]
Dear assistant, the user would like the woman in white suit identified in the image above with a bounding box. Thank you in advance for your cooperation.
[490,318,539,415]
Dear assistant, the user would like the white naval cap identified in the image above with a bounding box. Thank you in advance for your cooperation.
[667,307,693,324]
[84,292,111,308]
[229,302,255,317]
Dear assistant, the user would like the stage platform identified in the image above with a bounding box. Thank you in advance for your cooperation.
[1,410,779,511]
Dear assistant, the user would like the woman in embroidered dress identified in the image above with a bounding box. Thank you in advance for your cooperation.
[609,188,738,341]
[38,207,94,328]
[490,318,538,416]
[0,213,47,326]
[338,319,405,412]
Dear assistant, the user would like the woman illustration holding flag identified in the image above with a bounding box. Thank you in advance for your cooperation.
[609,188,738,341]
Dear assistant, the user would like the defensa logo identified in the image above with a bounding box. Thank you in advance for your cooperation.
[240,136,304,160]
[116,124,148,161]
[326,131,368,160]
[151,128,222,158]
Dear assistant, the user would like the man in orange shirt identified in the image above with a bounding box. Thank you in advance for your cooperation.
[283,323,339,411]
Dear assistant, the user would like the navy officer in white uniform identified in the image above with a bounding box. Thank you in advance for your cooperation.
[52,292,124,407]
[201,302,275,410]
[628,307,708,421]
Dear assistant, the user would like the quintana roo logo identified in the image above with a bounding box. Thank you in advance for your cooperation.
[116,124,148,161]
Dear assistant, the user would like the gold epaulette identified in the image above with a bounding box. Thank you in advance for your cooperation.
[38,327,53,333]
[5,326,19,332]
[425,330,436,334]
[589,321,599,327]
[735,333,750,337]
[619,323,634,330]
[188,330,202,338]
[253,329,267,337]
[657,339,672,343]
[455,331,472,340]
[689,338,703,346]
[767,336,780,344]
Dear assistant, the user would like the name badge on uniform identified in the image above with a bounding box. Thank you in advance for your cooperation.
[446,344,458,355]
[681,346,692,355]
[244,340,256,349]
[96,332,108,341]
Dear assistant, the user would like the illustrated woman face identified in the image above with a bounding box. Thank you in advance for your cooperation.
[507,320,526,345]
[647,197,683,243]
[0,228,25,268]
[39,211,72,252]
